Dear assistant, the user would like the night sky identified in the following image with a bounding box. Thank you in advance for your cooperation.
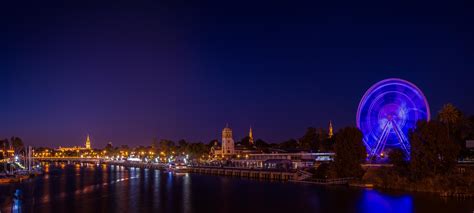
[1,1,473,148]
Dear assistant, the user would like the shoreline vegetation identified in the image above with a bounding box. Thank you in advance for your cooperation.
[308,103,474,197]
[2,103,474,198]
[360,166,474,197]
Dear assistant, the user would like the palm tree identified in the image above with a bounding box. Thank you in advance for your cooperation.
[10,137,24,154]
[437,103,461,140]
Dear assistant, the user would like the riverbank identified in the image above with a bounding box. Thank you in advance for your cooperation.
[4,164,473,213]
[0,167,44,183]
[361,166,474,197]
[0,174,31,184]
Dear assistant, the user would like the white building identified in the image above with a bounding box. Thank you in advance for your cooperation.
[210,124,235,158]
[222,124,235,155]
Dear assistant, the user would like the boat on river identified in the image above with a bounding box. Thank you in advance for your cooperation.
[0,176,18,184]
[167,162,190,173]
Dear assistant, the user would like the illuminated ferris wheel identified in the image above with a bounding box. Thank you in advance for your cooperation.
[356,78,430,159]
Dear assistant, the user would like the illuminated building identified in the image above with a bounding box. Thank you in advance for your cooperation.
[231,153,335,169]
[249,126,254,145]
[85,135,91,149]
[0,149,15,158]
[222,124,235,155]
[57,135,92,152]
[209,124,236,158]
[328,120,333,138]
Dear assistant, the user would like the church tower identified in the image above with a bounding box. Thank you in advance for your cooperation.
[328,121,334,138]
[85,135,91,149]
[249,126,254,145]
[222,124,235,155]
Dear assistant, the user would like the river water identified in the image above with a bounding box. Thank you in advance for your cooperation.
[0,164,472,213]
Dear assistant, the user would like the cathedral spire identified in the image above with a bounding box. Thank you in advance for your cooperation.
[85,134,91,149]
[249,126,254,145]
[328,121,334,138]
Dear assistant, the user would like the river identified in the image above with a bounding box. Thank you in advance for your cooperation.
[0,164,472,213]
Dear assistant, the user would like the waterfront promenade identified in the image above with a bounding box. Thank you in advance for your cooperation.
[34,157,311,181]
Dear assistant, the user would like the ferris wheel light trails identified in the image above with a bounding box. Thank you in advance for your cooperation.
[357,78,430,160]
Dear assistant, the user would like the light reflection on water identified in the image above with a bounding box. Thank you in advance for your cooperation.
[0,164,472,213]
[183,173,192,213]
[358,189,413,213]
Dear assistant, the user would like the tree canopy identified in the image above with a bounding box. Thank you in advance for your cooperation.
[409,120,460,180]
[333,127,366,178]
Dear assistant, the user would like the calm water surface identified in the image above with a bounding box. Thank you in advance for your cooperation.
[1,164,473,213]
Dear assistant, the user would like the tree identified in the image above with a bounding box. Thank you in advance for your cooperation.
[468,116,474,139]
[278,139,299,150]
[151,137,159,150]
[438,103,461,140]
[255,139,269,148]
[0,139,8,159]
[333,127,366,178]
[314,163,337,179]
[299,127,319,151]
[437,104,471,159]
[320,137,335,152]
[10,137,24,154]
[178,139,188,147]
[0,139,9,150]
[158,139,175,154]
[104,142,114,156]
[208,139,218,148]
[239,136,252,148]
[409,121,460,180]
[389,149,408,175]
[175,142,210,159]
[177,139,189,153]
[120,145,130,151]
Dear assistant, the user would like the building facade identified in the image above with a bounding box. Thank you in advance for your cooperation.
[222,125,235,155]
[328,120,334,138]
[57,135,92,152]
[249,126,254,145]
[231,152,335,169]
[210,124,236,158]
[85,135,91,149]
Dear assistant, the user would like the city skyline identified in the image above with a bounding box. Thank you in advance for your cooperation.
[1,1,474,147]
[1,2,473,212]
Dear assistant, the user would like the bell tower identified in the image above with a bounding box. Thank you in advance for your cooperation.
[85,135,91,149]
[328,121,334,138]
[222,124,235,155]
[249,126,254,145]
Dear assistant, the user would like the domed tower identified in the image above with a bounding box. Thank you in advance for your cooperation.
[222,124,235,155]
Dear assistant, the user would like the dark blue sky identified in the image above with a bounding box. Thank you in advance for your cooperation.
[1,1,473,148]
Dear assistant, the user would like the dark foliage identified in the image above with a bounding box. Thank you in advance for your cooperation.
[409,121,460,180]
[334,127,366,178]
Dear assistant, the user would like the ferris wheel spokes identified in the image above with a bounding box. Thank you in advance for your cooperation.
[369,119,412,159]
[392,121,411,158]
[369,121,391,159]
[357,78,430,161]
